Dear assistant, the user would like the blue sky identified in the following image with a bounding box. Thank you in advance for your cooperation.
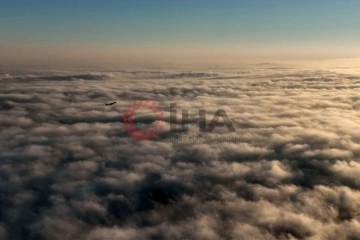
[1,0,360,66]
[1,0,359,44]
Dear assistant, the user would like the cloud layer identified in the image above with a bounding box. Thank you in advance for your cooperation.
[1,65,360,239]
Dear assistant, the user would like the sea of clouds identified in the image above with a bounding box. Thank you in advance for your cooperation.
[1,64,360,239]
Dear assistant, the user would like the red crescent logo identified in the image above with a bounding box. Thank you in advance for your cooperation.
[123,100,165,141]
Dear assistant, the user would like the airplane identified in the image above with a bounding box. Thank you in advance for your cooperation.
[105,101,117,106]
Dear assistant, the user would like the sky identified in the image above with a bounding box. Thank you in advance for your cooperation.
[1,0,360,67]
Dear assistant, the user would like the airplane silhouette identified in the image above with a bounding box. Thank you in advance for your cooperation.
[105,102,117,106]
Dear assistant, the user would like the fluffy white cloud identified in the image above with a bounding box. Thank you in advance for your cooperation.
[1,65,360,239]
